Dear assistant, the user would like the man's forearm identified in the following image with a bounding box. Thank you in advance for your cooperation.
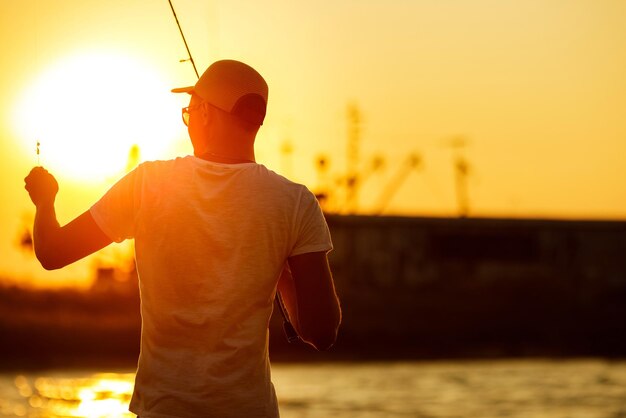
[286,252,341,351]
[33,202,61,269]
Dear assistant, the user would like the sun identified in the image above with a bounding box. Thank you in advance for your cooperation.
[14,51,185,182]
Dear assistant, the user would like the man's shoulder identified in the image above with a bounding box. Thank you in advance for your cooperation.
[254,164,302,186]
[255,165,312,194]
[137,156,187,171]
[131,157,191,180]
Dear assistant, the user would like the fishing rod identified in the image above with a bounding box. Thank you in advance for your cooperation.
[166,1,300,343]
[167,0,199,79]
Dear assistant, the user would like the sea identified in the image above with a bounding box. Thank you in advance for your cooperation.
[0,359,625,418]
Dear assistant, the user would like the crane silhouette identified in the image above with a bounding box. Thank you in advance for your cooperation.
[442,136,471,217]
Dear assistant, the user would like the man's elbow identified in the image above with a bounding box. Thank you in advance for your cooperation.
[39,258,63,271]
[36,249,66,270]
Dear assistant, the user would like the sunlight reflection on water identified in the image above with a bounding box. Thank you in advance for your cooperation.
[1,360,625,417]
[3,372,135,417]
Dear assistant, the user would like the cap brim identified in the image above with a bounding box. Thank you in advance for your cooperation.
[171,86,194,94]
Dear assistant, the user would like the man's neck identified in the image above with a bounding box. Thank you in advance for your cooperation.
[197,150,255,164]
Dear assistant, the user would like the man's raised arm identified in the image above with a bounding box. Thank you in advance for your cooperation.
[25,167,113,270]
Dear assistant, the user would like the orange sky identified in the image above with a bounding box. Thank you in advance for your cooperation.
[1,0,625,287]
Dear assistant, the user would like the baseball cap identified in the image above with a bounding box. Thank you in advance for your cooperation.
[172,59,268,126]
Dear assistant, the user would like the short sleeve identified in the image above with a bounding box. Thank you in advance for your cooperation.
[89,167,142,243]
[290,188,333,257]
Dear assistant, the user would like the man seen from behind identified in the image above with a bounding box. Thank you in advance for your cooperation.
[24,59,342,418]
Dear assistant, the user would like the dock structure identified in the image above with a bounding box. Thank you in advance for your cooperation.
[2,215,626,367]
[313,215,626,359]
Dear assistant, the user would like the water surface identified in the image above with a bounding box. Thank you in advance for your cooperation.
[1,359,625,417]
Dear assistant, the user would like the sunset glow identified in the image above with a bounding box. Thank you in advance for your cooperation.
[1,0,625,287]
[13,52,182,182]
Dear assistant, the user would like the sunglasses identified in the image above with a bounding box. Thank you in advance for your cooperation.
[181,104,204,126]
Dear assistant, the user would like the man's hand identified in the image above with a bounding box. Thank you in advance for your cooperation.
[24,167,59,207]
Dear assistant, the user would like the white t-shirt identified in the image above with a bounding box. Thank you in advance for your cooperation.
[90,156,332,418]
